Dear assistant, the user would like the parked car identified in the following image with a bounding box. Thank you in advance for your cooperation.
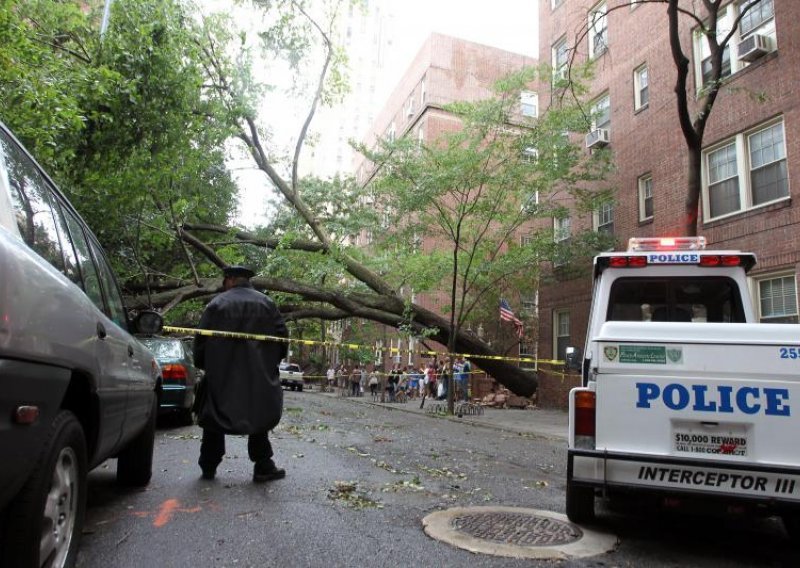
[279,362,304,391]
[0,120,163,568]
[141,337,201,424]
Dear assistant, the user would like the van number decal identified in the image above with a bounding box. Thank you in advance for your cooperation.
[779,347,800,359]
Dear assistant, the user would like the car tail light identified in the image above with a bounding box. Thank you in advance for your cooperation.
[162,364,188,384]
[574,391,596,449]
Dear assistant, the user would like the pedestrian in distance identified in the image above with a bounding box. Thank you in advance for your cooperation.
[326,365,336,392]
[350,365,361,397]
[193,265,288,483]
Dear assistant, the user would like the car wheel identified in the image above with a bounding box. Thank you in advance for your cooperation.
[1,410,87,568]
[117,394,157,487]
[566,481,595,524]
[298,384,304,392]
[177,407,194,426]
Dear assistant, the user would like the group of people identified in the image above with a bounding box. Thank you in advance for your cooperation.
[324,357,473,402]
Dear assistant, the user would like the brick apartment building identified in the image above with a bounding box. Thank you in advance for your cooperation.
[536,0,800,407]
[352,33,537,373]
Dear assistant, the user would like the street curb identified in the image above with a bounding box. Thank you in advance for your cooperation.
[306,390,567,442]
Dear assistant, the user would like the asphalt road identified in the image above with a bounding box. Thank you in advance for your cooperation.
[75,391,800,567]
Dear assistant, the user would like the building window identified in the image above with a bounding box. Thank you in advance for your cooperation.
[420,75,426,104]
[521,190,539,214]
[757,274,798,323]
[551,0,564,9]
[591,93,611,131]
[387,121,396,142]
[417,127,424,147]
[520,91,538,118]
[521,147,538,163]
[693,1,776,90]
[554,215,571,242]
[634,65,649,110]
[703,119,788,220]
[554,310,570,361]
[552,37,568,84]
[740,0,774,37]
[521,296,537,315]
[405,96,415,118]
[589,1,608,59]
[521,233,534,247]
[595,202,614,234]
[638,174,653,221]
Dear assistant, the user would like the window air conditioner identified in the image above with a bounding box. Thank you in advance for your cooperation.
[585,128,610,149]
[737,33,771,62]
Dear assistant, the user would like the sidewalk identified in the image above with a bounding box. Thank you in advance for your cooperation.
[310,387,568,442]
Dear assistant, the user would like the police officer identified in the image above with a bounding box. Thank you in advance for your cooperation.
[194,265,288,482]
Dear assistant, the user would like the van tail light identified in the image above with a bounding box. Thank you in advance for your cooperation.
[574,390,596,449]
[608,256,647,268]
[699,255,742,267]
[162,364,188,384]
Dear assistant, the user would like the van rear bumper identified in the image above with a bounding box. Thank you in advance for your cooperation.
[569,448,800,507]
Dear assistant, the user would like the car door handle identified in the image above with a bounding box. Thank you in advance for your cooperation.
[128,345,134,357]
[96,322,107,339]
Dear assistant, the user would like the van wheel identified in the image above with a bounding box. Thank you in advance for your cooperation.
[783,514,800,541]
[1,410,87,568]
[566,481,595,524]
[117,395,157,487]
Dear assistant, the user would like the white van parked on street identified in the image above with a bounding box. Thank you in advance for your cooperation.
[566,237,800,538]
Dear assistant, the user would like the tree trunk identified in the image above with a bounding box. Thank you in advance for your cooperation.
[684,146,702,237]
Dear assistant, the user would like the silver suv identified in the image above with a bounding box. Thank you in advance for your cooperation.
[0,121,163,567]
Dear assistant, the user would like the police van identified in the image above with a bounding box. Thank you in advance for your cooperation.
[566,237,800,536]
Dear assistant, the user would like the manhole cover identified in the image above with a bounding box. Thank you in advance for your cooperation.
[423,507,618,560]
[452,511,582,546]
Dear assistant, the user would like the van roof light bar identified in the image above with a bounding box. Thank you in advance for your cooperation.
[627,237,706,252]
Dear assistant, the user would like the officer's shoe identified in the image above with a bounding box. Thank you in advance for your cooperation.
[253,460,286,483]
[200,466,216,480]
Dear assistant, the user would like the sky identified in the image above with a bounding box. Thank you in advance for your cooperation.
[216,0,539,226]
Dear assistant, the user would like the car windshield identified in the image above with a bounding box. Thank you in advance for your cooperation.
[142,339,184,359]
[282,364,301,372]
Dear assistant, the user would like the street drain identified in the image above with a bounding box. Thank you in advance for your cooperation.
[423,506,617,560]
[452,511,582,546]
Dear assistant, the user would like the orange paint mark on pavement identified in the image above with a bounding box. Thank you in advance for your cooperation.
[153,499,180,528]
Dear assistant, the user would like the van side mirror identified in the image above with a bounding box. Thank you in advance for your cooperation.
[133,310,163,336]
[564,346,582,371]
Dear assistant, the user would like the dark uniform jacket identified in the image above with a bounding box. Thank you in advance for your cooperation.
[194,282,288,435]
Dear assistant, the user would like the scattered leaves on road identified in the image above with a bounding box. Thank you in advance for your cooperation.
[327,481,383,509]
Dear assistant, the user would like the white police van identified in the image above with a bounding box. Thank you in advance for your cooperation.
[566,237,800,536]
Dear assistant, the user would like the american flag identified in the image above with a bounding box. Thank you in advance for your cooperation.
[499,298,524,339]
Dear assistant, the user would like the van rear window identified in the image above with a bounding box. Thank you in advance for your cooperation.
[606,277,746,323]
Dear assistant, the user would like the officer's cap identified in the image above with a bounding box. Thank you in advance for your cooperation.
[222,265,255,279]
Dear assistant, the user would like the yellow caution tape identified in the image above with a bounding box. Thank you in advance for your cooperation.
[162,325,565,367]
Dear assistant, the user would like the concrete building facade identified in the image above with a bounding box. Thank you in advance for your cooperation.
[536,0,800,407]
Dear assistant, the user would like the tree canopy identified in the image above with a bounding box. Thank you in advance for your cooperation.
[0,0,615,395]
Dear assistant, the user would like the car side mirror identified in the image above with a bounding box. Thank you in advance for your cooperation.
[564,346,582,371]
[133,310,164,336]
